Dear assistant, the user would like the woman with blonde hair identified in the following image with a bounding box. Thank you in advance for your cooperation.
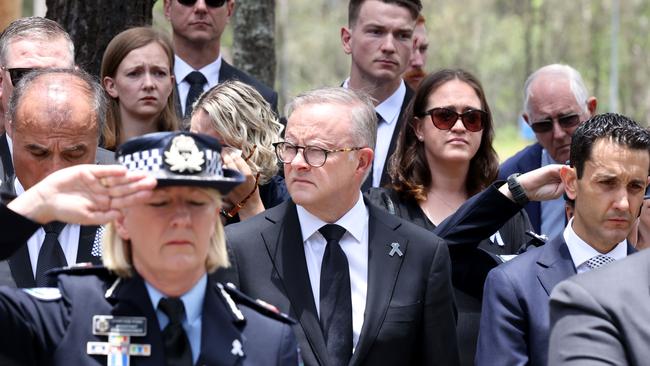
[100,27,179,150]
[190,80,288,224]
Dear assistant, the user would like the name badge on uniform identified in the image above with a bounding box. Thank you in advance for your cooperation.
[87,315,150,366]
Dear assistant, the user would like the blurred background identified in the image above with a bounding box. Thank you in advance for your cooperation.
[4,0,648,160]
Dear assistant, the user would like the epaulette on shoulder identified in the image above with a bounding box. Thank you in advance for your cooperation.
[220,282,296,325]
[46,263,115,280]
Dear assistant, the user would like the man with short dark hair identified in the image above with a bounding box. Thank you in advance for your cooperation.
[477,113,649,366]
[163,0,278,121]
[221,87,459,366]
[0,68,108,288]
[402,14,428,90]
[499,64,598,238]
[341,0,422,189]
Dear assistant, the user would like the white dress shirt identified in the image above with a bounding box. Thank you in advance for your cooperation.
[540,149,565,239]
[342,79,406,187]
[174,55,222,116]
[298,194,369,349]
[563,218,628,274]
[14,178,80,277]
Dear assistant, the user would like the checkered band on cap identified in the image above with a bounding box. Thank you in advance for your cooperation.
[118,147,223,177]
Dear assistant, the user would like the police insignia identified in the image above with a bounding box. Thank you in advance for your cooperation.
[164,135,205,173]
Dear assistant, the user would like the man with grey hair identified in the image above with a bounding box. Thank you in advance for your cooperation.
[0,68,107,288]
[220,86,459,365]
[499,64,597,238]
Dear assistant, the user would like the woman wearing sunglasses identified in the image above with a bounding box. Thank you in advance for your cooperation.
[367,68,532,366]
[100,27,179,150]
[190,80,289,224]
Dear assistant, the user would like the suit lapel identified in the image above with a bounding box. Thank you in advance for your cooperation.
[379,86,413,187]
[8,242,35,288]
[261,201,329,366]
[536,236,576,296]
[76,225,102,264]
[197,279,245,366]
[350,203,406,365]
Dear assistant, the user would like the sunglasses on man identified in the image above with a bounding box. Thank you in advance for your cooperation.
[2,67,35,87]
[177,0,227,7]
[529,114,581,133]
[420,107,486,132]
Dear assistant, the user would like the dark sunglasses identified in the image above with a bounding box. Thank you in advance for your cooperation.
[421,107,486,132]
[177,0,227,7]
[2,67,35,86]
[530,114,581,133]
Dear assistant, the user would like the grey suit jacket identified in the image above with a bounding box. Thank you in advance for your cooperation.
[549,248,650,366]
[217,198,460,366]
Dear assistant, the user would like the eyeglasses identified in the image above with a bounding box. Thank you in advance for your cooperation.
[273,141,363,168]
[177,0,227,7]
[530,114,582,133]
[421,107,486,132]
[1,67,35,86]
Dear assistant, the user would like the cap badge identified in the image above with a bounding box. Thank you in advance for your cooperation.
[164,135,205,173]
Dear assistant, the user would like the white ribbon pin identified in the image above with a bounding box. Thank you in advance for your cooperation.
[388,242,403,257]
[231,339,244,357]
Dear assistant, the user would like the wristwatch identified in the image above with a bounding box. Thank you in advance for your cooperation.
[507,173,529,206]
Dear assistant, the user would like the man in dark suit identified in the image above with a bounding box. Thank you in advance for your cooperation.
[0,68,111,288]
[163,0,278,122]
[341,0,422,189]
[498,64,597,237]
[220,87,459,365]
[477,113,650,366]
[548,247,650,366]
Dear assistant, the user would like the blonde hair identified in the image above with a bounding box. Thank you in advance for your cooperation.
[101,190,228,277]
[191,80,283,185]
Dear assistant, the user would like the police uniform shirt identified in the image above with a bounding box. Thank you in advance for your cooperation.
[174,55,221,116]
[14,177,80,275]
[145,274,207,364]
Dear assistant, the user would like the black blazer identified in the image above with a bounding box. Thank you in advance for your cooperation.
[362,85,414,190]
[174,59,279,121]
[0,204,102,287]
[217,198,460,366]
[0,134,14,195]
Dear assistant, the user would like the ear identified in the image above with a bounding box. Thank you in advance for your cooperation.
[103,77,119,99]
[586,97,597,116]
[227,0,236,17]
[560,165,578,200]
[341,27,352,55]
[412,117,425,140]
[522,113,530,125]
[113,213,131,241]
[356,147,374,176]
[163,0,172,19]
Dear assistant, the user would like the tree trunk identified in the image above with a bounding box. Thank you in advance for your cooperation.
[232,0,276,88]
[45,0,155,77]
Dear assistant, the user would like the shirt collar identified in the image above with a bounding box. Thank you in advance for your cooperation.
[174,55,221,88]
[563,218,628,268]
[341,78,406,126]
[6,133,13,160]
[296,193,367,244]
[541,148,560,166]
[145,274,207,325]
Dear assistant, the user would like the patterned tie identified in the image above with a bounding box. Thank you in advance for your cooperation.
[586,254,615,270]
[159,297,193,366]
[35,221,67,287]
[184,71,207,118]
[319,224,353,366]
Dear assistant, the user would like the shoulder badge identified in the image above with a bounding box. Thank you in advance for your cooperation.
[217,283,245,322]
[222,282,296,325]
[23,287,62,301]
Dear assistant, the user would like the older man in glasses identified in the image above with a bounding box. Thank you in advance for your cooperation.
[219,87,459,366]
[163,0,278,121]
[498,64,597,239]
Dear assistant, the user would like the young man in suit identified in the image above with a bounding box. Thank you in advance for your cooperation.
[0,68,109,288]
[164,0,278,120]
[477,113,650,366]
[341,0,422,189]
[220,87,459,366]
[498,64,598,238]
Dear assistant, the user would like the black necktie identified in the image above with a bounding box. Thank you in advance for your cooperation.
[159,297,193,366]
[35,221,67,287]
[319,224,353,366]
[184,71,207,118]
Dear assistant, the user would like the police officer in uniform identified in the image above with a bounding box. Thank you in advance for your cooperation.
[0,131,298,365]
